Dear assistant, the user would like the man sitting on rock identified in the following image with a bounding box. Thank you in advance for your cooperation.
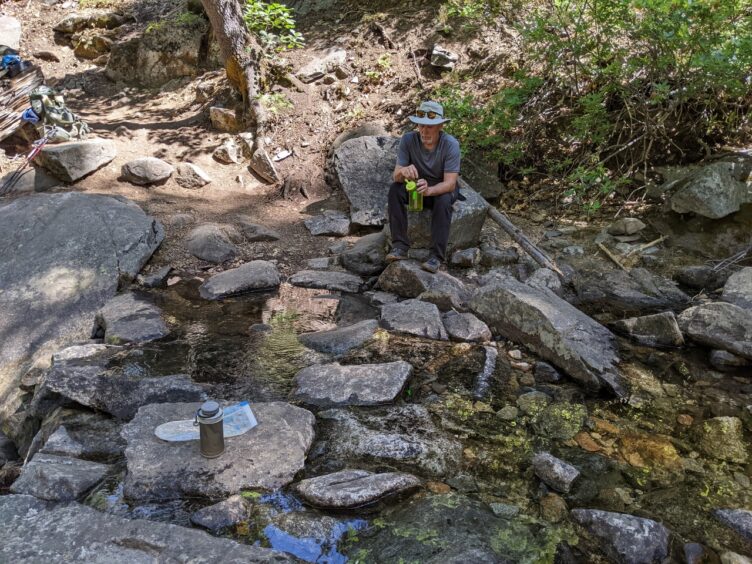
[386,100,461,273]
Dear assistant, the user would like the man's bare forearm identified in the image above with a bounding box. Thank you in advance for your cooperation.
[424,179,456,196]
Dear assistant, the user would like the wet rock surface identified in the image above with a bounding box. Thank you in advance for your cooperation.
[191,495,250,531]
[289,269,364,293]
[298,319,378,355]
[293,469,421,509]
[122,402,315,500]
[0,495,294,562]
[94,293,169,344]
[199,261,281,300]
[290,360,412,407]
[571,509,670,564]
[10,453,111,501]
[678,302,752,360]
[470,274,622,394]
[314,405,462,477]
[380,299,448,340]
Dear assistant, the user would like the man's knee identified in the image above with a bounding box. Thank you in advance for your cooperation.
[432,191,455,212]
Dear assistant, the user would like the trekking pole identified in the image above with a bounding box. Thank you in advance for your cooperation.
[0,125,57,196]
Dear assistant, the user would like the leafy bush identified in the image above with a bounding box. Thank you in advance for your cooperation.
[243,0,304,51]
[437,0,752,210]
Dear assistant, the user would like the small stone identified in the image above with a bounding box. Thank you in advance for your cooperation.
[441,311,492,342]
[607,218,646,236]
[380,299,448,340]
[720,552,752,564]
[293,469,421,509]
[199,261,280,300]
[450,247,480,267]
[575,432,602,453]
[533,403,587,440]
[213,138,240,164]
[425,481,451,494]
[121,157,174,185]
[534,362,563,383]
[190,495,249,531]
[235,217,281,242]
[249,146,281,183]
[532,452,581,493]
[430,44,459,70]
[709,349,750,372]
[209,107,240,132]
[430,382,447,394]
[37,139,117,183]
[697,417,748,463]
[562,245,585,256]
[290,270,364,293]
[490,503,519,519]
[540,493,568,523]
[175,163,211,189]
[299,320,378,356]
[34,50,61,62]
[480,244,519,267]
[94,293,168,344]
[516,391,551,416]
[722,267,752,311]
[307,257,332,269]
[677,414,694,426]
[185,224,239,263]
[511,361,532,372]
[496,405,519,421]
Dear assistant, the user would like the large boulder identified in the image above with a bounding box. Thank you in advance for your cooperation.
[341,232,387,276]
[721,267,752,311]
[290,361,412,407]
[377,260,469,310]
[199,261,280,300]
[678,302,752,360]
[469,274,623,395]
[185,223,240,263]
[573,268,689,315]
[0,16,21,50]
[122,402,315,500]
[669,161,752,219]
[0,194,163,449]
[36,139,116,182]
[0,495,294,562]
[293,469,421,509]
[333,136,488,252]
[571,509,670,564]
[105,17,209,87]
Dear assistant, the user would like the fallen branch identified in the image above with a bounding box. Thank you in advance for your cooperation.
[625,235,667,257]
[598,242,628,271]
[486,206,563,277]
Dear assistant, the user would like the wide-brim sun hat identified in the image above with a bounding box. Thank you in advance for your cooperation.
[409,100,451,125]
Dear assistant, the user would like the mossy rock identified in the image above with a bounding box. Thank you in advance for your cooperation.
[532,402,587,440]
[697,417,748,463]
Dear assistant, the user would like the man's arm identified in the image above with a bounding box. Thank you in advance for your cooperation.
[417,172,458,196]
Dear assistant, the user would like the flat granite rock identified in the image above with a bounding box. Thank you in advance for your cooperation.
[199,260,280,300]
[442,311,492,342]
[678,302,752,360]
[298,319,379,356]
[36,139,117,182]
[10,453,111,501]
[380,299,448,340]
[94,293,169,344]
[122,402,315,500]
[293,469,421,509]
[289,270,364,293]
[532,452,580,494]
[290,361,412,407]
[0,494,294,562]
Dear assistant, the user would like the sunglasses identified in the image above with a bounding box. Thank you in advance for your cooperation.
[415,110,442,119]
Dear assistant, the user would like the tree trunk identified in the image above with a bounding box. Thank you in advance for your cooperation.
[200,0,267,136]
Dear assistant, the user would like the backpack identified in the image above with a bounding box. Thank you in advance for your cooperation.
[28,86,90,143]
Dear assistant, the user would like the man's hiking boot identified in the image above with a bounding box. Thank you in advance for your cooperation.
[421,256,441,273]
[386,247,408,262]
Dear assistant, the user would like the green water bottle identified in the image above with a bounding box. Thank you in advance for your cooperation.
[406,180,423,212]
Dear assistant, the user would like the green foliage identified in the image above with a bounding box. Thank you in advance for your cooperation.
[243,0,304,51]
[257,92,292,114]
[145,11,205,34]
[435,0,752,212]
[439,0,507,30]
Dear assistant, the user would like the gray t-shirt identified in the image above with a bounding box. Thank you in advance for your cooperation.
[396,131,461,185]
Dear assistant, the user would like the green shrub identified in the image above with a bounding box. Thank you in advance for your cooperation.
[243,0,304,51]
[436,0,752,211]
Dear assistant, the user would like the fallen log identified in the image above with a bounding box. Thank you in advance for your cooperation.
[485,206,564,277]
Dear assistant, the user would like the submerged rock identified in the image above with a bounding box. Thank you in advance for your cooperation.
[571,509,670,564]
[697,417,748,463]
[94,293,169,344]
[470,275,623,395]
[611,311,684,347]
[721,267,752,311]
[314,405,462,477]
[1,495,293,561]
[298,319,378,355]
[122,402,315,500]
[532,452,580,494]
[199,261,280,300]
[380,299,448,340]
[191,495,250,532]
[290,361,412,407]
[10,453,111,501]
[714,509,752,542]
[293,469,421,509]
[289,270,364,293]
[678,302,752,360]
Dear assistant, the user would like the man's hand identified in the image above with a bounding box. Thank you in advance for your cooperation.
[416,178,430,195]
[396,164,419,182]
